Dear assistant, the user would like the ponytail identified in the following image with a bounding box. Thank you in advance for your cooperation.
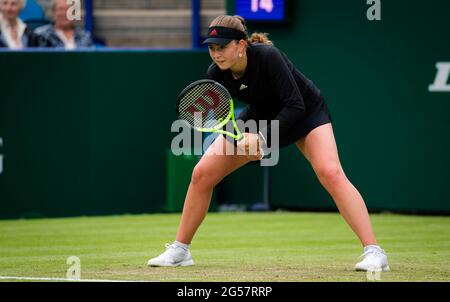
[249,32,273,45]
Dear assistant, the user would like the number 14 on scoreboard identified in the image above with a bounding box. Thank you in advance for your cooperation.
[251,0,274,13]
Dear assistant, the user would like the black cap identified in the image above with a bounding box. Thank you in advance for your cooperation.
[202,26,247,46]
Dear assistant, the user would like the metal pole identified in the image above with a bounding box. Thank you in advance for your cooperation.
[191,0,201,49]
[84,0,94,33]
[263,166,270,210]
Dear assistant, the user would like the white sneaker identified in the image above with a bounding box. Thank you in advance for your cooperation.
[355,246,390,272]
[147,243,194,267]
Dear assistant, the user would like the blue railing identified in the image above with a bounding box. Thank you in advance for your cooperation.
[191,0,202,49]
[84,0,94,34]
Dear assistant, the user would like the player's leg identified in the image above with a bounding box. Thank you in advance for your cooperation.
[295,123,389,271]
[176,135,251,244]
[148,135,251,266]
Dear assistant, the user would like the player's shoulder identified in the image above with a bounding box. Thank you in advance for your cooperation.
[250,43,283,59]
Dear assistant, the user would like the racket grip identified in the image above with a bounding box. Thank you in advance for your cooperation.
[258,131,268,159]
[236,133,266,160]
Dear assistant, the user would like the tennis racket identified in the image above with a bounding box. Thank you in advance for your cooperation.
[176,79,243,141]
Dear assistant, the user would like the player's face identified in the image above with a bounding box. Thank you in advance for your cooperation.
[208,41,240,70]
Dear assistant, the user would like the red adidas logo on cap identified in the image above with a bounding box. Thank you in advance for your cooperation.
[210,29,218,36]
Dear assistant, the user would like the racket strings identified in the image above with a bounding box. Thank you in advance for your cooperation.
[178,82,231,129]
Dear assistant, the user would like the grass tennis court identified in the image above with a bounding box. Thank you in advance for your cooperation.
[0,212,449,282]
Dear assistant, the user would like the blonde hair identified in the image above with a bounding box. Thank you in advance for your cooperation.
[1,0,26,7]
[16,0,26,9]
[209,15,273,45]
[0,0,27,12]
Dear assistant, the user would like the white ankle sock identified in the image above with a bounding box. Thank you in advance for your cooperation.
[174,241,190,251]
[364,245,382,253]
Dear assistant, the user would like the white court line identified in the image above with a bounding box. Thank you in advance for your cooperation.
[0,276,152,282]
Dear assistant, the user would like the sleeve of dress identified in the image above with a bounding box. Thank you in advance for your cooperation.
[258,47,306,148]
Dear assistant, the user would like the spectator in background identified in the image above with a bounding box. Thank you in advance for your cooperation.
[0,0,40,48]
[35,0,93,49]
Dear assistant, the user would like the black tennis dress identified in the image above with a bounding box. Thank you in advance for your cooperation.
[206,43,332,148]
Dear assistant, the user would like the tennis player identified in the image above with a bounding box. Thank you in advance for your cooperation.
[148,15,390,272]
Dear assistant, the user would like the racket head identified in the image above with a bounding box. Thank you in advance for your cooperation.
[176,79,233,131]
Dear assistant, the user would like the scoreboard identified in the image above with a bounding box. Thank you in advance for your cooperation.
[235,0,291,23]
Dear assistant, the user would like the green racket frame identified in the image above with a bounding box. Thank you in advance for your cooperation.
[177,80,243,141]
[193,97,242,141]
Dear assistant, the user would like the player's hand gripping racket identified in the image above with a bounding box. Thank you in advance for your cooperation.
[176,79,264,160]
[176,79,243,140]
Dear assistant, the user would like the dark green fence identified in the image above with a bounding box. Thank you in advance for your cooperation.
[0,51,211,218]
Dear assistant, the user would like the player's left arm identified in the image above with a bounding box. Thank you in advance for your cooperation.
[260,47,306,146]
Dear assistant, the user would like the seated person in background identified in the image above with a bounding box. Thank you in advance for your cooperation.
[35,0,93,49]
[0,0,40,48]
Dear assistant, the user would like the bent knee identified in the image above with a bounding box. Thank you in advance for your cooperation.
[315,163,347,187]
[191,164,221,188]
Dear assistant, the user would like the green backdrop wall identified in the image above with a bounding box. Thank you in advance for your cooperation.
[226,0,450,213]
[1,0,450,219]
[0,51,211,218]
